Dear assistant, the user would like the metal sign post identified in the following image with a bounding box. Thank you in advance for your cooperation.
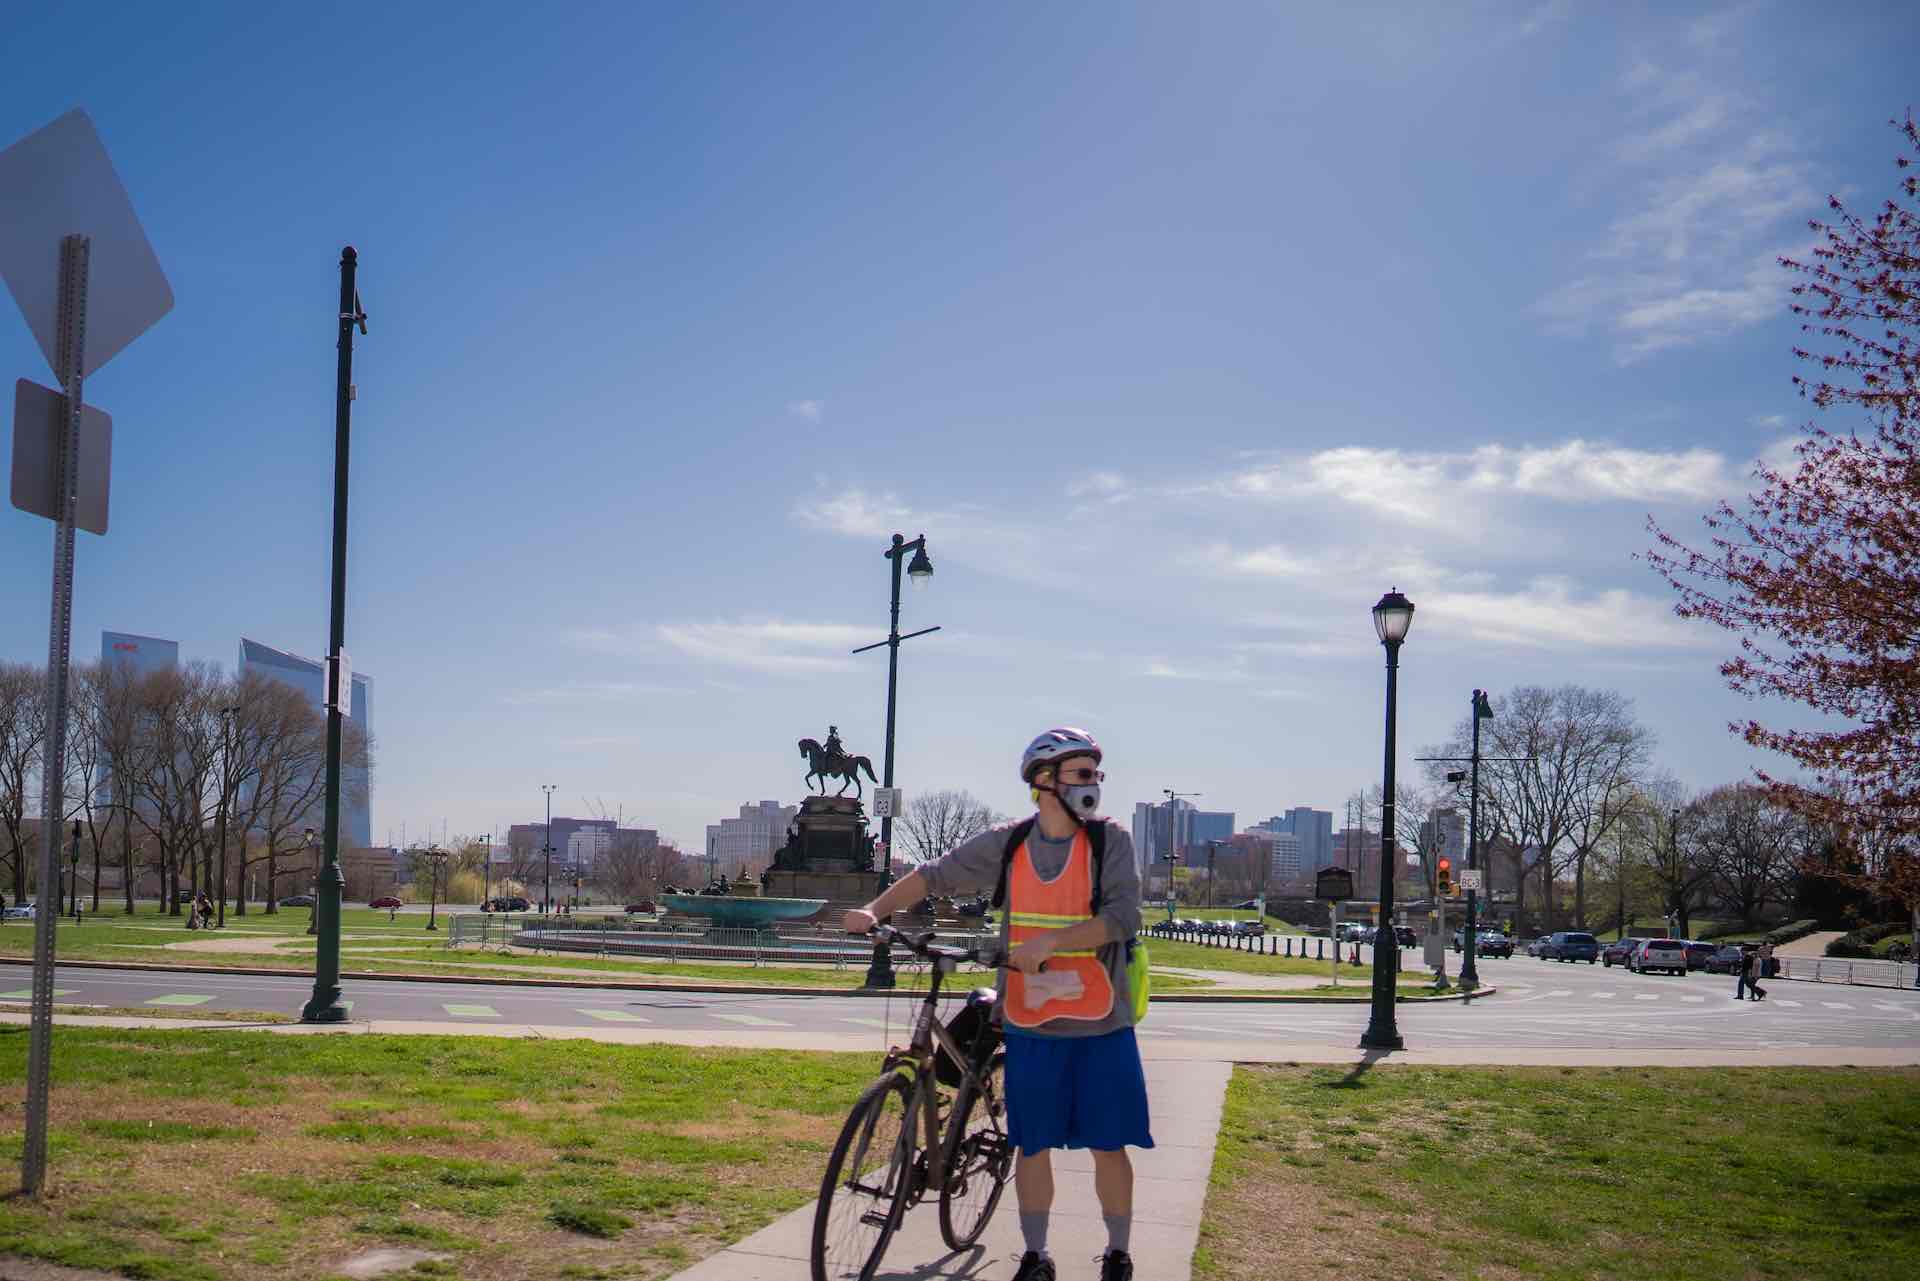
[2,109,173,1197]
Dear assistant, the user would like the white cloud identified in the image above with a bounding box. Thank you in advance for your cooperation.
[655,620,871,673]
[1419,578,1713,652]
[787,400,825,422]
[1516,0,1571,40]
[1537,51,1812,362]
[1069,471,1130,501]
[1144,659,1249,683]
[1751,412,1787,429]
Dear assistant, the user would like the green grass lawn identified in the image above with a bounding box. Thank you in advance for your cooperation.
[0,1028,875,1281]
[1197,1064,1920,1281]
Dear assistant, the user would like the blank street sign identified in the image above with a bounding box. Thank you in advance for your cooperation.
[0,109,173,379]
[11,379,110,534]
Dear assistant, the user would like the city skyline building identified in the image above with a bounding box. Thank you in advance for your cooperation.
[705,800,797,877]
[239,637,374,849]
[101,630,179,678]
[1252,808,1334,871]
[1132,798,1234,868]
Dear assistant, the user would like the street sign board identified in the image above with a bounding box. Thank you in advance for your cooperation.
[1459,869,1484,892]
[872,787,903,819]
[0,110,173,379]
[11,379,108,534]
[1315,866,1353,902]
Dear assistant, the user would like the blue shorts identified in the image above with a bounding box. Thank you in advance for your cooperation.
[1003,1026,1154,1157]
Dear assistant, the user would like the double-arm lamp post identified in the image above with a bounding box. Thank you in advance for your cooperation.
[423,847,448,930]
[1360,589,1414,1052]
[852,533,937,989]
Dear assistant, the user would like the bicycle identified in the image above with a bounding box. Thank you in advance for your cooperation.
[812,923,1014,1281]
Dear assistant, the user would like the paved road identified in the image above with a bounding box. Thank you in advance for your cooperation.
[6,956,1916,1062]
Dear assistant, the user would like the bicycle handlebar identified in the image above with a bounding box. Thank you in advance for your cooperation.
[863,922,1002,968]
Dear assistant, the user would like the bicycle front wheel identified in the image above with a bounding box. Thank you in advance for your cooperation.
[938,1051,1011,1250]
[812,1072,915,1281]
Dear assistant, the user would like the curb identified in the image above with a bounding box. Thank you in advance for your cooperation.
[0,956,1497,1005]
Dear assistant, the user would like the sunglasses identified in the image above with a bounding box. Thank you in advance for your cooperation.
[1055,767,1106,784]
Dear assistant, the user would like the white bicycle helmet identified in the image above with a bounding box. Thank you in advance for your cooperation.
[1020,727,1102,782]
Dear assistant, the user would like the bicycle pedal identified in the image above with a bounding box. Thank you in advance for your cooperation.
[859,1209,891,1228]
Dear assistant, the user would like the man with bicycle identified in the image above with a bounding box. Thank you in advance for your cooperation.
[848,727,1147,1281]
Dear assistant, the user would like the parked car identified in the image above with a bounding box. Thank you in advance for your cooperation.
[1631,938,1690,975]
[1705,944,1748,974]
[623,900,656,915]
[1682,941,1716,970]
[2,901,38,920]
[1525,936,1549,957]
[482,895,532,912]
[1541,931,1601,962]
[1600,937,1640,967]
[278,894,315,908]
[1232,919,1266,936]
[368,896,403,910]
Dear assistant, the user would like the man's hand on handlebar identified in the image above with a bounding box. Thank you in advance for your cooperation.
[844,908,878,935]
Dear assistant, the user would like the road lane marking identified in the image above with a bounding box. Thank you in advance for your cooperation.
[838,1017,891,1030]
[1591,992,1615,1000]
[442,1004,499,1018]
[1681,996,1705,1003]
[1872,1002,1909,1012]
[0,989,74,999]
[710,1012,793,1028]
[1135,1028,1177,1037]
[1773,1000,1801,1007]
[145,994,214,1007]
[1633,994,1659,1001]
[1547,990,1571,997]
[1821,1002,1853,1010]
[578,1009,650,1023]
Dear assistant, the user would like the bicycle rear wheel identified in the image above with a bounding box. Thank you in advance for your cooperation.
[812,1072,915,1281]
[938,1051,1011,1250]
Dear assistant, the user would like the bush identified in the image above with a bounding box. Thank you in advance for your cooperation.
[1762,919,1820,947]
[1825,921,1909,958]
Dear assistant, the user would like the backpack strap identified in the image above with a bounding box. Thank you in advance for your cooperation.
[991,817,1109,917]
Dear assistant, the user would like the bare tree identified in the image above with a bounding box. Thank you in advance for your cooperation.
[0,663,45,905]
[1693,784,1808,927]
[601,831,688,901]
[124,664,225,915]
[896,789,1002,865]
[224,674,328,913]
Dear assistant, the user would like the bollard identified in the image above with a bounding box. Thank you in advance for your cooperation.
[1316,938,1324,960]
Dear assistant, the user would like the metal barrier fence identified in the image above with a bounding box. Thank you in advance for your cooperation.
[1779,956,1919,989]
[443,912,998,969]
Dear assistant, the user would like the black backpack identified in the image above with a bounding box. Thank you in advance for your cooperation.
[989,817,1110,916]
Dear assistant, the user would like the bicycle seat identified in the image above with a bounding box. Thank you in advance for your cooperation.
[965,986,997,1008]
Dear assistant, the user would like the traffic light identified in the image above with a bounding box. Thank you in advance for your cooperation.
[1436,857,1453,899]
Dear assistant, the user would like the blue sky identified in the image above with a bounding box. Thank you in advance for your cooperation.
[2,2,1914,851]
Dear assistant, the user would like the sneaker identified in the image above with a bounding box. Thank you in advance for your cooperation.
[1012,1252,1056,1281]
[1100,1250,1134,1281]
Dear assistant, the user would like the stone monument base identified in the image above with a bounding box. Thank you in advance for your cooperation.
[763,868,881,916]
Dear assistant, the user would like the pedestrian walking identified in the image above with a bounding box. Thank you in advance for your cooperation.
[1746,945,1768,1001]
[1734,943,1752,1001]
[848,727,1147,1281]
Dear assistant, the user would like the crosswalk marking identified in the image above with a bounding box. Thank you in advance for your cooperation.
[1821,1001,1853,1010]
[442,1003,498,1018]
[1547,990,1571,997]
[1872,1002,1908,1012]
[146,994,214,1007]
[0,989,74,999]
[1591,992,1615,1000]
[1135,1028,1177,1038]
[1681,996,1705,1003]
[1775,999,1801,1007]
[839,1017,891,1030]
[1633,994,1658,1001]
[711,1012,793,1028]
[578,1009,650,1023]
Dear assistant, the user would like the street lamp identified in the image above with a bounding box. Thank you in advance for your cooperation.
[301,247,366,1026]
[1361,588,1414,1052]
[851,532,940,989]
[422,847,448,930]
[1206,840,1223,909]
[542,784,557,916]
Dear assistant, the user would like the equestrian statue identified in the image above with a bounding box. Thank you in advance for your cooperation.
[798,724,878,798]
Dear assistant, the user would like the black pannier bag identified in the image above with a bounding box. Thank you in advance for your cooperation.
[936,987,1002,1088]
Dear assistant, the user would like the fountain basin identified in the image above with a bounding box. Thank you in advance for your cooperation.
[661,894,828,930]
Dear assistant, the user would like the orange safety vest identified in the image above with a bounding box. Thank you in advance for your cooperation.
[1004,828,1115,1028]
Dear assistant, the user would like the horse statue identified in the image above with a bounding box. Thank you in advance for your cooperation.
[799,737,878,798]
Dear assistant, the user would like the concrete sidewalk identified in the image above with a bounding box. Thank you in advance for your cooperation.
[667,1056,1232,1281]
